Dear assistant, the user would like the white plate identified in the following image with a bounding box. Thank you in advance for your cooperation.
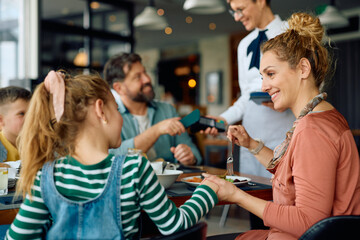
[181,175,251,187]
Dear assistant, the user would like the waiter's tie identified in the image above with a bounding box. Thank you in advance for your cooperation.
[247,29,268,70]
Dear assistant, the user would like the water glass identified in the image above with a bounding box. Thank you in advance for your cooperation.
[0,167,8,195]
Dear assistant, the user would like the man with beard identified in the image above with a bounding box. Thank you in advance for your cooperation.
[104,53,201,166]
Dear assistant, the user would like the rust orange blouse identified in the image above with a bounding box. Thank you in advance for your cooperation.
[239,109,360,240]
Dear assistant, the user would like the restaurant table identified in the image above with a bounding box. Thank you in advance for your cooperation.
[0,188,21,225]
[169,165,272,207]
[0,165,272,236]
[141,165,272,237]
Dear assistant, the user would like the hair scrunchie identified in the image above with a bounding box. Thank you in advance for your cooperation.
[44,70,65,122]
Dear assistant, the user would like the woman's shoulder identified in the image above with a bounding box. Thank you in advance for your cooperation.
[297,108,350,140]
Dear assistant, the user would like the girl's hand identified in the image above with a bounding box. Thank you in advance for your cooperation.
[201,173,241,203]
[201,179,219,194]
[227,125,252,148]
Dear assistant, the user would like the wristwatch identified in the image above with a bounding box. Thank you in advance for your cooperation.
[249,139,264,155]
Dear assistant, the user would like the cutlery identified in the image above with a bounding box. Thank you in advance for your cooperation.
[162,161,167,174]
[219,129,236,178]
[226,139,234,176]
[226,128,236,176]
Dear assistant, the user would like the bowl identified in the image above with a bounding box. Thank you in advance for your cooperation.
[156,169,183,189]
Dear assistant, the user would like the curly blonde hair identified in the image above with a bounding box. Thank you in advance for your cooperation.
[16,72,110,198]
[261,12,333,89]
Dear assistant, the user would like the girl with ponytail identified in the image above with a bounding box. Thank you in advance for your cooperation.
[7,71,219,239]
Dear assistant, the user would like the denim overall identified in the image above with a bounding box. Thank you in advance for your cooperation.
[41,155,125,240]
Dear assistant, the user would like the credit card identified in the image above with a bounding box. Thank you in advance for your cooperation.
[179,109,200,128]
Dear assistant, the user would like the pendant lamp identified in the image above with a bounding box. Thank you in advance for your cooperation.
[316,0,349,28]
[183,0,226,14]
[133,0,168,30]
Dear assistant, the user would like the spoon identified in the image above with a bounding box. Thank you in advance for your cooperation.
[161,161,167,174]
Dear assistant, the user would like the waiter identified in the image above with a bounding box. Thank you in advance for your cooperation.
[206,0,295,178]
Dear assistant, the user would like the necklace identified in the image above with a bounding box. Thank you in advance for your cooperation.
[267,92,327,173]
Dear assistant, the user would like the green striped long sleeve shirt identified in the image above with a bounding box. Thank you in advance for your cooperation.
[6,154,218,239]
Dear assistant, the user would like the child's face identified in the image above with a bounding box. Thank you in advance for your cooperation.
[0,99,29,144]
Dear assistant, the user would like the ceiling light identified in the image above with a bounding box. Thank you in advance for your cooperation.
[185,16,193,24]
[134,0,168,30]
[164,27,173,35]
[188,79,197,88]
[183,0,225,14]
[209,23,216,30]
[74,49,88,67]
[316,4,349,28]
[90,1,100,9]
[157,8,164,16]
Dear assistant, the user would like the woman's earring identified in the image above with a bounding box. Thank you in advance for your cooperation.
[102,119,108,124]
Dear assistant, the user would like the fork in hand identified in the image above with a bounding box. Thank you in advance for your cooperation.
[226,140,235,176]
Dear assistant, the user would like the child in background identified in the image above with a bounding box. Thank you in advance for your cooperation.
[6,71,219,239]
[0,86,31,163]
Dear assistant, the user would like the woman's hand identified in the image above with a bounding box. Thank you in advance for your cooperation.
[201,173,242,203]
[227,125,252,148]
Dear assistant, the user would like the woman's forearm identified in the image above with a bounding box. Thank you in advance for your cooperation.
[233,189,268,219]
[247,138,274,168]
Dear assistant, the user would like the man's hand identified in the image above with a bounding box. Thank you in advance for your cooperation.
[170,144,196,166]
[156,117,186,136]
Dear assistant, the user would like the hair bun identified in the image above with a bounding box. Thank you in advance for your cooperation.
[288,12,324,44]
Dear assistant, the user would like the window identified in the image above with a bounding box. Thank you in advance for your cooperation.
[0,0,20,87]
[40,0,134,76]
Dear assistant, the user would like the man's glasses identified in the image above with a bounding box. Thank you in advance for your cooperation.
[228,9,243,18]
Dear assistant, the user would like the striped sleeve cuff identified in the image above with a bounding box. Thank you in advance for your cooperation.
[193,185,219,208]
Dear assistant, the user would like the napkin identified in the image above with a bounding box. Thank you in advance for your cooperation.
[5,160,21,178]
[5,160,21,169]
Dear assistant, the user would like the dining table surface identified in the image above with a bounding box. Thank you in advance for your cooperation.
[0,165,273,226]
[168,165,273,207]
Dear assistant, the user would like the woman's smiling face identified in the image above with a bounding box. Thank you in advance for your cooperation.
[260,50,300,112]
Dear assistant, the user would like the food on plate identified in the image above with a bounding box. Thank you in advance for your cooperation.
[0,163,10,168]
[217,175,247,183]
[224,178,246,183]
[183,175,248,184]
[185,176,202,183]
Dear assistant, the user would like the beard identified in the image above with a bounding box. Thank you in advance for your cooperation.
[126,83,155,103]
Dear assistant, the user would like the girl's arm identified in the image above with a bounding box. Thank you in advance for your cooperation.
[136,156,218,235]
[6,171,50,239]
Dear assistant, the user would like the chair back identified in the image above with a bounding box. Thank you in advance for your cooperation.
[299,215,360,240]
[150,222,207,240]
[0,224,10,239]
